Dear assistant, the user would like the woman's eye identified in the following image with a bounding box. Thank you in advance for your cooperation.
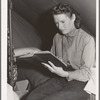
[61,21,65,23]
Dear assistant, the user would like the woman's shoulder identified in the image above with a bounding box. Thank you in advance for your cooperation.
[53,33,62,40]
[78,28,95,42]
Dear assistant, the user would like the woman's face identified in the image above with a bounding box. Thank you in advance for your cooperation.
[53,13,75,35]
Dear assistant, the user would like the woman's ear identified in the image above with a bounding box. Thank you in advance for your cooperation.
[71,14,76,21]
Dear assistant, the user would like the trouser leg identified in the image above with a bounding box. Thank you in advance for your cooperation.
[17,60,50,90]
[26,77,67,100]
[42,80,89,100]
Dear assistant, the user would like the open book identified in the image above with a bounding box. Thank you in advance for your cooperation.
[18,51,67,70]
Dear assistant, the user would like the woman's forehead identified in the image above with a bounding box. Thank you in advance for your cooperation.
[53,12,71,18]
[53,13,71,20]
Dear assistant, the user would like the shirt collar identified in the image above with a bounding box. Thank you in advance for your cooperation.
[65,28,79,37]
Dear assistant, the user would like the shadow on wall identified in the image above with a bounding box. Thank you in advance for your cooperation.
[12,9,58,51]
[37,11,58,51]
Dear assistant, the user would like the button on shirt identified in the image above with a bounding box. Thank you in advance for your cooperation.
[50,28,95,82]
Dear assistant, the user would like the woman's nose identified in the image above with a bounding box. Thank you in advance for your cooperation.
[58,23,63,30]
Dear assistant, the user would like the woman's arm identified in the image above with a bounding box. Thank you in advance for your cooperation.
[42,36,95,82]
[68,37,95,82]
[14,47,41,57]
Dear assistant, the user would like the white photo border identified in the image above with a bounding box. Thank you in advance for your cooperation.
[1,0,99,100]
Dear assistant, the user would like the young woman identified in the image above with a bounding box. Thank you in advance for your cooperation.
[26,3,95,100]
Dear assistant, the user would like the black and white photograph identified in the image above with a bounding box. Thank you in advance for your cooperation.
[1,0,99,100]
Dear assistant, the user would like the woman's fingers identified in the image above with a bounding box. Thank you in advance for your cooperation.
[48,61,56,69]
[41,62,54,72]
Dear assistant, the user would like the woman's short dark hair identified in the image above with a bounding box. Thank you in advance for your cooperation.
[51,3,81,29]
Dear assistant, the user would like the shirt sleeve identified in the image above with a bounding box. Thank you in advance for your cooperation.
[68,36,95,82]
[50,35,56,55]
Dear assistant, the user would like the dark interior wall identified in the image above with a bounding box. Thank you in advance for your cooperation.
[67,0,96,37]
[12,0,96,50]
[12,0,96,35]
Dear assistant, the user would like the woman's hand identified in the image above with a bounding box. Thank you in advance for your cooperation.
[42,61,69,77]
